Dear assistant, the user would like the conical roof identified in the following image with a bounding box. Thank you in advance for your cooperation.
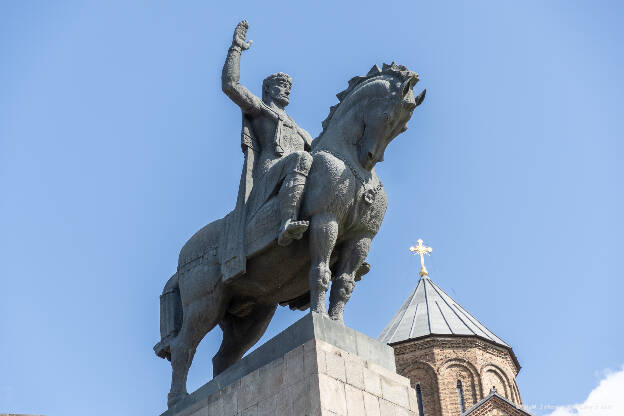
[378,276,510,348]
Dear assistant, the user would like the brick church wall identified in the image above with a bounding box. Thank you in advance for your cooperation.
[392,336,522,416]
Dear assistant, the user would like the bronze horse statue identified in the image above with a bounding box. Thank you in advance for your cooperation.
[155,63,425,407]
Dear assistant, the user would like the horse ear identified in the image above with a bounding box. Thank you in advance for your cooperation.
[400,77,414,97]
[415,89,426,107]
[367,64,382,76]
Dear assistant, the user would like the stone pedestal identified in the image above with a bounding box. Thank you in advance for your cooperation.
[162,312,418,416]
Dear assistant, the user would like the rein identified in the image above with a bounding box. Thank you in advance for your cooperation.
[312,149,384,205]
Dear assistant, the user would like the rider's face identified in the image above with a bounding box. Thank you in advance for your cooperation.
[269,82,291,107]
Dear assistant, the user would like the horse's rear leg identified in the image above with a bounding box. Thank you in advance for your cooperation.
[168,297,224,408]
[212,303,277,376]
[154,273,181,360]
[308,213,338,315]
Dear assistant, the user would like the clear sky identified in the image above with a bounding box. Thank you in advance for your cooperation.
[1,1,622,415]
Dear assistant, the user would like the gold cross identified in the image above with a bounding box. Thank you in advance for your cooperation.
[409,238,433,277]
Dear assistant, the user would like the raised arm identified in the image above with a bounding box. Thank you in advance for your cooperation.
[221,21,263,115]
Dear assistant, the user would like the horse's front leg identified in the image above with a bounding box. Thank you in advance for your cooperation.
[308,212,338,315]
[329,236,371,321]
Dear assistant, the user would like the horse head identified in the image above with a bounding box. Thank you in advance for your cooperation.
[357,66,425,170]
[317,63,426,171]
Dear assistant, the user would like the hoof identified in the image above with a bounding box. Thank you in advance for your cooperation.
[328,312,345,323]
[329,308,344,325]
[310,307,328,317]
[167,391,189,409]
[153,337,172,361]
[355,261,371,282]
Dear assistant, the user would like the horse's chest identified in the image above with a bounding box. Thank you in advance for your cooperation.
[345,181,387,235]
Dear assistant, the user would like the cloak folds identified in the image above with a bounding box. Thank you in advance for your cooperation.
[219,114,258,283]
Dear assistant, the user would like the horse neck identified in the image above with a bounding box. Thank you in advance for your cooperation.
[314,107,380,184]
[314,104,363,162]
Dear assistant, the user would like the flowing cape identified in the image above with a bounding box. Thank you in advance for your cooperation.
[219,113,258,283]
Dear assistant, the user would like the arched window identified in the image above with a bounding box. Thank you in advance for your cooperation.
[457,380,466,413]
[416,383,425,416]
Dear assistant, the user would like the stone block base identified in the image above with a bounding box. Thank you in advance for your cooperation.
[162,313,418,416]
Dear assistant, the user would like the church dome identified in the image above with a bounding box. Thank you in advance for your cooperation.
[378,275,511,350]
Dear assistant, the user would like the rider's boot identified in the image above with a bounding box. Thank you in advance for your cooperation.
[278,172,309,246]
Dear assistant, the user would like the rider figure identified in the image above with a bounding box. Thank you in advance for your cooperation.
[222,20,313,247]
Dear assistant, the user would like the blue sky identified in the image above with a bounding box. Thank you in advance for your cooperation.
[1,1,622,415]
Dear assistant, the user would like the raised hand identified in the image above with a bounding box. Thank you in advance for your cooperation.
[232,20,252,50]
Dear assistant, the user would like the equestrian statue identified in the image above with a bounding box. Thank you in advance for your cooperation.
[154,20,426,408]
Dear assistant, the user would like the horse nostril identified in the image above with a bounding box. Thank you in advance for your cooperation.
[367,152,374,161]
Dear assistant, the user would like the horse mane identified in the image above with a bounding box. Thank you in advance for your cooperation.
[320,62,416,133]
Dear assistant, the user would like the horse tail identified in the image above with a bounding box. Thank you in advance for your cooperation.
[153,272,182,361]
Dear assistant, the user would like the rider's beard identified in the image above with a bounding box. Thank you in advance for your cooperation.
[275,95,290,108]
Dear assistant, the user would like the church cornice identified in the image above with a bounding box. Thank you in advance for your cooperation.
[390,334,521,374]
